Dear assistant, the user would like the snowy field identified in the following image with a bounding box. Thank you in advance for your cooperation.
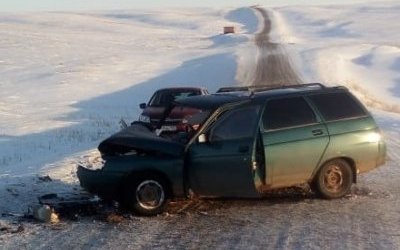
[0,8,256,178]
[1,1,400,248]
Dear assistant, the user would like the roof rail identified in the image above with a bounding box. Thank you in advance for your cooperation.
[248,83,326,97]
[249,83,325,92]
[217,83,325,94]
[215,83,327,98]
[216,86,251,93]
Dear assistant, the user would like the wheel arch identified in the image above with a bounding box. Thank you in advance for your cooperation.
[312,156,357,184]
[123,169,174,197]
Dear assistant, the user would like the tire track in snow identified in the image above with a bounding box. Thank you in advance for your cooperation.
[250,7,303,86]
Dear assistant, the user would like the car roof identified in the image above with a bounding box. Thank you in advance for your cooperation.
[250,84,348,103]
[174,94,247,110]
[216,86,250,93]
[175,84,349,109]
[155,87,206,92]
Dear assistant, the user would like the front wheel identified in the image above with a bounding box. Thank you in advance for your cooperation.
[314,159,353,199]
[123,174,168,216]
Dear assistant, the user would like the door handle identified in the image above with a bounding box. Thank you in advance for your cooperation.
[238,145,249,153]
[312,129,324,136]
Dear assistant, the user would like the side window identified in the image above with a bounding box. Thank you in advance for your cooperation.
[309,92,367,121]
[210,106,260,141]
[263,97,317,130]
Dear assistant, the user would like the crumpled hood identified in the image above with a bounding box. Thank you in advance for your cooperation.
[98,123,184,157]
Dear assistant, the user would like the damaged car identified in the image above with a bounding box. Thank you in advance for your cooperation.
[78,83,386,216]
[138,87,209,135]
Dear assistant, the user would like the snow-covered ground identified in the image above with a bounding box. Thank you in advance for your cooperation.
[0,8,257,179]
[1,1,400,248]
[0,4,259,226]
[272,2,400,112]
[273,2,400,221]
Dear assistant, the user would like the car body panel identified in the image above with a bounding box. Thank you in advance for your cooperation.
[188,137,259,197]
[262,123,330,188]
[174,94,246,110]
[98,123,184,157]
[77,166,125,199]
[186,104,262,197]
[141,106,165,121]
[78,155,185,199]
[318,116,382,175]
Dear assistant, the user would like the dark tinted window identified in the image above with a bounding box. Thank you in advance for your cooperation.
[263,97,317,130]
[149,90,200,107]
[211,106,260,141]
[309,92,366,121]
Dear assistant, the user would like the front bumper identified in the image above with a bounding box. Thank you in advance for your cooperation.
[77,165,124,200]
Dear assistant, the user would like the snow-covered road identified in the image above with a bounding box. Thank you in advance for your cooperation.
[250,7,303,86]
[1,3,400,249]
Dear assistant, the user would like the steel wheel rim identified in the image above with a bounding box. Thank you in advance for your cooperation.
[135,180,165,210]
[324,164,344,193]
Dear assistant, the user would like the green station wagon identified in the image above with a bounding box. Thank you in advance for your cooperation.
[77,83,386,215]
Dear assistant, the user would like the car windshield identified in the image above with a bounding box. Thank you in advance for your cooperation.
[158,105,212,142]
[148,90,200,107]
[183,109,211,127]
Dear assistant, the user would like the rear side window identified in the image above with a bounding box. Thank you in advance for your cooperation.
[309,92,367,121]
[263,97,317,130]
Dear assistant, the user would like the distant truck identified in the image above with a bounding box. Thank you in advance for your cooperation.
[223,26,235,34]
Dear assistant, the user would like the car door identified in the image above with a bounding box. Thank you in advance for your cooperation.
[187,105,261,197]
[261,96,329,189]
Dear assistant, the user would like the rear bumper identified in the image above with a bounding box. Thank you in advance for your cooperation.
[77,165,124,200]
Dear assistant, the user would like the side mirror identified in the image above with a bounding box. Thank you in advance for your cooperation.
[198,134,207,143]
[139,103,146,109]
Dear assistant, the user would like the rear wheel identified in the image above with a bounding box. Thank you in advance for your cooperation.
[314,159,353,199]
[123,174,168,216]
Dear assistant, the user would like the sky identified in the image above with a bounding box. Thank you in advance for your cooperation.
[0,0,391,11]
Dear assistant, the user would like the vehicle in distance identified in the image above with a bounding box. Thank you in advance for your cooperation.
[138,87,209,135]
[78,83,386,216]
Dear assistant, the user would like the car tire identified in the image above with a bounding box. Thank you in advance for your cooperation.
[123,174,168,216]
[314,159,353,199]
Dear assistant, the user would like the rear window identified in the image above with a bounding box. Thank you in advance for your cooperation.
[262,97,317,130]
[309,92,367,121]
[149,90,200,107]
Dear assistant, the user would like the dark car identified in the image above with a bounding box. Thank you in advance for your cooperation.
[138,87,209,134]
[78,83,386,216]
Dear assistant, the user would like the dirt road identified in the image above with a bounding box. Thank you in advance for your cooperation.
[1,7,400,250]
[251,7,303,86]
